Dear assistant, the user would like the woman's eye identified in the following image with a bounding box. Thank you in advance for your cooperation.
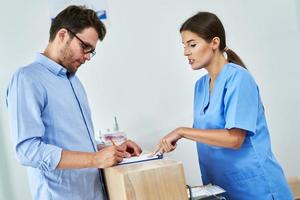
[190,44,196,48]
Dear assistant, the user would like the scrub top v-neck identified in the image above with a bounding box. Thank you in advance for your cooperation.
[193,63,293,200]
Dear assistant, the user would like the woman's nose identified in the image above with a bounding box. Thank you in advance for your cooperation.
[184,48,191,56]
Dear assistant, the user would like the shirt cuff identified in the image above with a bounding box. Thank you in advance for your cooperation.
[39,145,63,171]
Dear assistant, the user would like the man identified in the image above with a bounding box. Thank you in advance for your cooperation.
[6,5,142,200]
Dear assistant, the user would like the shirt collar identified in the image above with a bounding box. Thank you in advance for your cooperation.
[208,62,231,80]
[35,53,68,77]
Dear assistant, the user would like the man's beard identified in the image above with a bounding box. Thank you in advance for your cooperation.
[60,43,79,73]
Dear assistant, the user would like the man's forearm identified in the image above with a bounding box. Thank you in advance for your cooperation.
[57,150,95,169]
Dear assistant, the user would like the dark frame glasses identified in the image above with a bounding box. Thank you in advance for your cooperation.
[66,28,96,58]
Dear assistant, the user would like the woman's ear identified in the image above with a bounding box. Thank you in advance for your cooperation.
[211,37,220,51]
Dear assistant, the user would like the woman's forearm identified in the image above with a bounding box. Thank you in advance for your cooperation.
[179,127,246,149]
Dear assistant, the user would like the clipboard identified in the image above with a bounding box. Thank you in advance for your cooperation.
[117,153,163,165]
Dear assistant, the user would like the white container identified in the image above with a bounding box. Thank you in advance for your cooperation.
[101,131,127,145]
[99,116,126,145]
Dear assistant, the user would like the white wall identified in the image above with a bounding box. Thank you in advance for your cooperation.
[0,1,50,200]
[1,0,299,199]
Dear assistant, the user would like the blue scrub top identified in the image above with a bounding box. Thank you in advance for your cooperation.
[193,63,293,200]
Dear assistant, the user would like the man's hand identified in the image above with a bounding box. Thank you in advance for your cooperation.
[93,140,142,168]
[57,140,142,169]
[120,139,142,156]
[93,145,129,168]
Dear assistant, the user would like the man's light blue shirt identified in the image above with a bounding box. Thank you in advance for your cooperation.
[6,53,105,200]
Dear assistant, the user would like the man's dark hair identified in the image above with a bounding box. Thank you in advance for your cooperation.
[49,5,106,42]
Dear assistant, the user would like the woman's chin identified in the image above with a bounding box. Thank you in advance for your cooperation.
[191,64,202,70]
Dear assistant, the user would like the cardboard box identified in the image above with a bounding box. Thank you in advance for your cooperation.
[104,158,188,200]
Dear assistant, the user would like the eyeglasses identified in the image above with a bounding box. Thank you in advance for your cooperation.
[66,28,96,58]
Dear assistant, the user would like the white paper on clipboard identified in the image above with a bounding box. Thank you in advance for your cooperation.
[118,153,163,165]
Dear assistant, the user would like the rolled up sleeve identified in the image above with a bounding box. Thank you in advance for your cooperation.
[6,69,62,171]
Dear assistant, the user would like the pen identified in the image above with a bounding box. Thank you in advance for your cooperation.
[110,138,117,146]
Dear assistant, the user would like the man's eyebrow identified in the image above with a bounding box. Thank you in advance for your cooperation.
[87,43,95,49]
[84,42,95,50]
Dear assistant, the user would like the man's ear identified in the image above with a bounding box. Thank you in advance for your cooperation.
[211,37,220,51]
[56,28,69,44]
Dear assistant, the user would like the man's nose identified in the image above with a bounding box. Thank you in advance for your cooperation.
[84,53,91,61]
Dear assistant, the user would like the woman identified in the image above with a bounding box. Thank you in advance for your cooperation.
[152,12,293,199]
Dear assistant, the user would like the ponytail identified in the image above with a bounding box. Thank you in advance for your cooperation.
[225,48,246,69]
[180,12,247,69]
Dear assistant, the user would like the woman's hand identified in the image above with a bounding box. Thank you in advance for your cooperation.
[150,128,183,156]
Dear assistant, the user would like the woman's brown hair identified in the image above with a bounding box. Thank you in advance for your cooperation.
[180,12,246,68]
